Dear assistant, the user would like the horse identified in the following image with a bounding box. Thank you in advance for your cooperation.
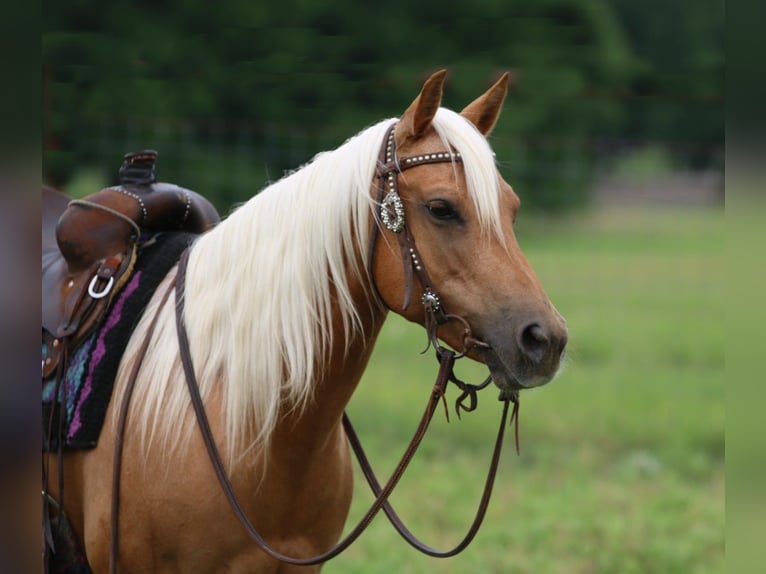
[44,70,568,573]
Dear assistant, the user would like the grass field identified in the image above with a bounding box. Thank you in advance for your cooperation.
[332,205,724,573]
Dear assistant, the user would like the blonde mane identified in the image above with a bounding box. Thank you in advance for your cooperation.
[115,108,503,467]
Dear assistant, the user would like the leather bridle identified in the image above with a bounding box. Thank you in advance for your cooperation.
[367,123,496,360]
[109,122,520,571]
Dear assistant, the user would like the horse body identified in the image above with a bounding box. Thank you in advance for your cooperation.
[47,71,567,572]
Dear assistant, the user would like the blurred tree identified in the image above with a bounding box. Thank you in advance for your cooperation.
[43,0,721,211]
[609,0,723,168]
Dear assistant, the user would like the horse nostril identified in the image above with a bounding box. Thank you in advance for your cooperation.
[520,323,548,364]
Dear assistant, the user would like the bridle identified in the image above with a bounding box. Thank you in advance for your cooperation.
[367,123,495,360]
[109,122,520,571]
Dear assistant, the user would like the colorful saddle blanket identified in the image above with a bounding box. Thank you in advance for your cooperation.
[42,231,196,450]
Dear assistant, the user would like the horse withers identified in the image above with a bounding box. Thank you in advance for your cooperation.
[45,70,567,573]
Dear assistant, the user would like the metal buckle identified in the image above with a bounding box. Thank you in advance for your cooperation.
[87,274,115,299]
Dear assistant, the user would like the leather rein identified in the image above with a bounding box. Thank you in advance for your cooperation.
[109,122,519,570]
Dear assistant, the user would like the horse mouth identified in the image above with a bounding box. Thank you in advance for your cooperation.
[481,347,556,391]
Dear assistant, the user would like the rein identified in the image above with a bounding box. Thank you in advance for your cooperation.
[109,122,519,569]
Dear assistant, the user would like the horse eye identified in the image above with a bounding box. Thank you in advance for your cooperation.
[426,200,459,221]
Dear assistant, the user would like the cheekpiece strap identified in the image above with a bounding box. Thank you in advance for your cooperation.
[371,122,463,321]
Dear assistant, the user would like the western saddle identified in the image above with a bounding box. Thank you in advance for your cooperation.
[42,150,220,379]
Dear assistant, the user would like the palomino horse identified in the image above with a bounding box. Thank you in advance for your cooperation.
[47,70,567,572]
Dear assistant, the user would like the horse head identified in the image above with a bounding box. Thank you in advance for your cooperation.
[371,70,568,391]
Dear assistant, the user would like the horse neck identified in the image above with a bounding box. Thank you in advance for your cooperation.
[270,263,388,457]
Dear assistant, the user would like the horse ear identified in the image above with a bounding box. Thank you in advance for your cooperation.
[460,72,511,136]
[396,69,447,145]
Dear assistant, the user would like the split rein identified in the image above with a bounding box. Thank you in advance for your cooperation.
[109,123,521,570]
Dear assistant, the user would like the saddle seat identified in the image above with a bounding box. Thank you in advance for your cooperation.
[42,150,220,378]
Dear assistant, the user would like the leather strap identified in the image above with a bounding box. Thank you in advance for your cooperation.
[343,396,516,557]
[368,123,462,321]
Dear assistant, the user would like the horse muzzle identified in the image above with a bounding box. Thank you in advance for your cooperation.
[480,315,568,391]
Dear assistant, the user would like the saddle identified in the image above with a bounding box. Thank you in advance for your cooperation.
[42,150,220,378]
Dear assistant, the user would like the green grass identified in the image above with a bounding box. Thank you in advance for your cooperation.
[332,205,724,573]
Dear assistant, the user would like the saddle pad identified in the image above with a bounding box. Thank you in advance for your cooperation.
[42,231,197,450]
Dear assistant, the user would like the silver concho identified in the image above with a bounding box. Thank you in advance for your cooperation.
[421,290,441,312]
[381,191,405,233]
